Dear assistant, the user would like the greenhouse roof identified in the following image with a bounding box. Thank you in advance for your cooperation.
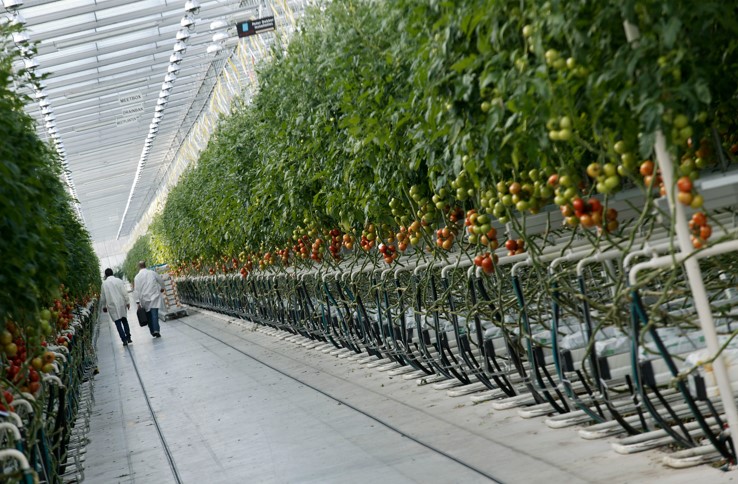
[7,0,305,243]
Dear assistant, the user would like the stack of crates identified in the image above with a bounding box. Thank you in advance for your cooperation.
[154,264,189,320]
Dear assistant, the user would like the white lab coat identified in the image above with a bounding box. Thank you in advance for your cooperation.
[99,276,130,321]
[133,268,165,312]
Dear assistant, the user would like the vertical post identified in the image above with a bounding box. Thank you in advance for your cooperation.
[625,20,738,456]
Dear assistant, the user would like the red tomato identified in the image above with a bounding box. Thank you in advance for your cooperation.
[572,198,585,213]
[677,176,693,193]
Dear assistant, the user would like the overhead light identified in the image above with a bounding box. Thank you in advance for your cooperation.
[157,98,167,106]
[41,106,52,114]
[176,29,191,41]
[155,105,165,113]
[36,90,48,99]
[12,32,30,45]
[45,121,55,129]
[159,90,169,99]
[161,81,173,91]
[44,113,56,122]
[39,98,50,107]
[173,41,187,53]
[2,0,24,10]
[212,32,229,43]
[154,112,163,119]
[210,20,228,31]
[180,15,195,29]
[23,58,38,70]
[207,43,223,55]
[164,73,177,82]
[184,0,200,14]
[169,52,183,64]
[167,64,180,74]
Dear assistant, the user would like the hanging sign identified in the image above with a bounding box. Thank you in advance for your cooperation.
[119,91,143,105]
[116,114,139,127]
[236,16,275,38]
[121,103,145,116]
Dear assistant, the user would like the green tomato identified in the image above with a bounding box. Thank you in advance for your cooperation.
[674,114,689,129]
[564,187,578,200]
[516,200,530,212]
[502,194,514,206]
[613,140,627,155]
[621,152,636,168]
[559,175,572,187]
[604,175,621,190]
[496,181,508,194]
[559,116,572,129]
[603,163,617,177]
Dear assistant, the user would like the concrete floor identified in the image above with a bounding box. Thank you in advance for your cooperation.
[85,307,737,484]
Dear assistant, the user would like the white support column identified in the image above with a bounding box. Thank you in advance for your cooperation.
[624,20,738,456]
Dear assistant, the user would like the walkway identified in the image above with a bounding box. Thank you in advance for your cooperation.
[84,307,732,483]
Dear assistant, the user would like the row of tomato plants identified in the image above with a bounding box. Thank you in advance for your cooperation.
[1,23,100,413]
[123,0,738,281]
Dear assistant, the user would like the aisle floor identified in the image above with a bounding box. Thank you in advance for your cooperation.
[85,307,735,484]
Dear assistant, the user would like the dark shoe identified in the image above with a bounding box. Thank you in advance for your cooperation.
[123,341,128,346]
[127,337,133,343]
[154,332,161,338]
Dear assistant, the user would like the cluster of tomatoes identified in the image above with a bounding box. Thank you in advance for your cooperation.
[473,252,499,274]
[396,227,411,252]
[435,226,456,251]
[258,252,275,271]
[293,235,313,260]
[560,197,619,231]
[505,238,526,257]
[465,210,499,248]
[1,320,59,407]
[326,229,343,260]
[310,238,325,263]
[378,243,399,265]
[53,290,76,331]
[689,212,712,249]
[360,224,377,251]
[276,248,290,266]
[342,233,355,250]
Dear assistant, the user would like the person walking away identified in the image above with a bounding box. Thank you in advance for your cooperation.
[133,261,166,338]
[100,268,132,346]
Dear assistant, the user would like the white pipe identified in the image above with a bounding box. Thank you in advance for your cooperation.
[0,448,31,471]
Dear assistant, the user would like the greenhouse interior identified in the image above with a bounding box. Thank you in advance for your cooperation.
[2,0,738,482]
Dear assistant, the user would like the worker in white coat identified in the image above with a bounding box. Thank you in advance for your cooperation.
[100,268,132,346]
[133,261,166,338]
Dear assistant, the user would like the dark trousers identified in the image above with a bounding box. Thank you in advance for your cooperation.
[114,317,131,342]
[147,308,160,335]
